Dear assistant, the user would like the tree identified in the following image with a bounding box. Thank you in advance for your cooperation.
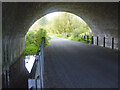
[24,28,49,55]
[44,12,91,35]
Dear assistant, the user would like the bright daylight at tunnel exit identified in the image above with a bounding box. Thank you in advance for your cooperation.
[24,11,93,73]
[24,12,93,55]
[2,2,119,89]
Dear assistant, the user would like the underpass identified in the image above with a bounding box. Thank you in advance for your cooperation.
[1,2,119,89]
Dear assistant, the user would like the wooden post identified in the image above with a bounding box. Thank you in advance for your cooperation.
[103,37,105,47]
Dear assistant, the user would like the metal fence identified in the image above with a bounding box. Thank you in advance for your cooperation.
[28,37,44,89]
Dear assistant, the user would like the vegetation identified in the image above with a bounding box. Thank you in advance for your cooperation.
[24,28,50,55]
[44,12,93,44]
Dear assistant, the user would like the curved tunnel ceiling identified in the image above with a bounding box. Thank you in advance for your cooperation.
[3,2,118,38]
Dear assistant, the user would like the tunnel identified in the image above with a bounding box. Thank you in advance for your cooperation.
[1,2,119,88]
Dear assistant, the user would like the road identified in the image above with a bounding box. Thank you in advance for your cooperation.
[44,36,118,88]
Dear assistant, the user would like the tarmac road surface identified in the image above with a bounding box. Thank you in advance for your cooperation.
[44,36,118,88]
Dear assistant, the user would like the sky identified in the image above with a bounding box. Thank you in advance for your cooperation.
[45,12,85,22]
[45,12,61,20]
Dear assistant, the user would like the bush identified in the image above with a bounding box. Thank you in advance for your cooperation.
[24,28,49,55]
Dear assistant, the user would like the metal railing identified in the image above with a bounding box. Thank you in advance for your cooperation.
[28,37,45,89]
[82,35,94,44]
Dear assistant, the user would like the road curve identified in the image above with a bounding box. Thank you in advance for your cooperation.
[44,36,118,88]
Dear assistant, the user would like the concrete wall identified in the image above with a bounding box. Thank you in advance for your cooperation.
[9,56,29,88]
[2,36,25,88]
[94,35,118,49]
[2,37,25,64]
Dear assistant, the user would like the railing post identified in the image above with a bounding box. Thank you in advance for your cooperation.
[87,36,89,43]
[84,36,86,41]
[97,36,98,46]
[41,37,45,88]
[103,37,105,47]
[91,36,94,44]
[112,37,114,49]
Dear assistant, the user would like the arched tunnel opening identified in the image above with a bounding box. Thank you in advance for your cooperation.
[1,2,119,89]
[24,11,93,74]
[24,11,93,55]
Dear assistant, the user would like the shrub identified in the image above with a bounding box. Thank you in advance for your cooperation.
[24,28,49,55]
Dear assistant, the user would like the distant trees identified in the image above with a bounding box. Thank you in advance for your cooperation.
[43,12,93,44]
[44,12,91,37]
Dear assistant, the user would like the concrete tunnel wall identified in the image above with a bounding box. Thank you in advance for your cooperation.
[2,2,119,87]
